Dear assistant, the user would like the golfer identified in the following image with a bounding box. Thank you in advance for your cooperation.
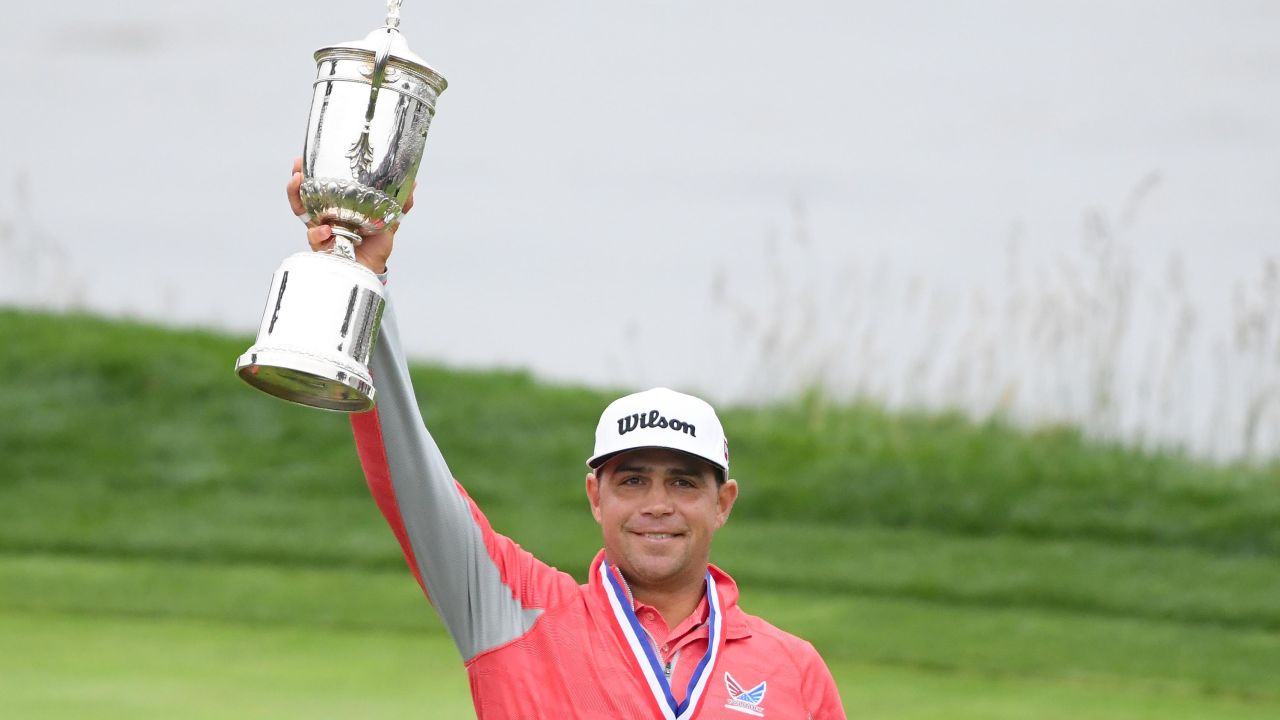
[289,161,846,719]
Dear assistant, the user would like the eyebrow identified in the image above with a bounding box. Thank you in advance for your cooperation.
[613,463,704,477]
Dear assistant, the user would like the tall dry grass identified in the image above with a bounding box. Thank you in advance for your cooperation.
[4,169,1276,461]
[712,177,1279,462]
[0,173,87,311]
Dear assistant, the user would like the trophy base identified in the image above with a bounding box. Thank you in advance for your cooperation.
[236,250,386,413]
[236,347,374,412]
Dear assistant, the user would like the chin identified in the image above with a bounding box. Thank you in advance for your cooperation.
[627,555,687,584]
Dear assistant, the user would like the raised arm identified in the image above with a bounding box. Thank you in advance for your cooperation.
[351,294,581,660]
[286,160,577,661]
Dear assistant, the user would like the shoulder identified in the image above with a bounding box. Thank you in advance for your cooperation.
[725,607,843,712]
[736,609,826,664]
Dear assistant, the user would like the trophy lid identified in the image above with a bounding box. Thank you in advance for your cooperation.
[317,27,446,86]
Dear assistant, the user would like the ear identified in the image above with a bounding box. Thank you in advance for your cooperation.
[585,472,604,525]
[715,478,739,529]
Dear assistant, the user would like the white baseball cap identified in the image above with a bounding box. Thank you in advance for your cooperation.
[587,387,729,473]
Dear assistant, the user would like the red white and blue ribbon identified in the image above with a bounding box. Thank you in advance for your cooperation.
[601,560,724,720]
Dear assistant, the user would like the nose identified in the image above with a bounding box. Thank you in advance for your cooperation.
[639,483,675,516]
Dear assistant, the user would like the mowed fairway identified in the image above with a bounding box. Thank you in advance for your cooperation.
[0,611,472,719]
[2,310,1279,718]
[3,603,1278,719]
[2,555,1278,719]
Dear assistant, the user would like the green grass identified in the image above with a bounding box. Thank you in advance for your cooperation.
[838,663,1280,720]
[0,611,474,720]
[4,308,1277,559]
[3,307,1279,718]
[3,555,1279,717]
[7,611,1274,720]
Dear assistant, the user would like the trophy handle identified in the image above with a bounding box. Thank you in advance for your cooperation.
[339,26,400,244]
[370,27,396,91]
[347,25,398,177]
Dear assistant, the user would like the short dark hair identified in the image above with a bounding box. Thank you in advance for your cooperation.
[596,452,726,486]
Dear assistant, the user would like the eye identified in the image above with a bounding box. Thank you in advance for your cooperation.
[671,477,697,488]
[620,475,645,486]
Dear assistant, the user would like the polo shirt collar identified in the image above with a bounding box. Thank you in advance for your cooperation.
[588,549,753,641]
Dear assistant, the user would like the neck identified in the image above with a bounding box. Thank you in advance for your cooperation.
[618,568,708,631]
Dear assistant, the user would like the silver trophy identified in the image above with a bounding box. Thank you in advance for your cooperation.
[236,0,447,411]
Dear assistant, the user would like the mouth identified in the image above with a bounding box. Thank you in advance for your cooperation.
[630,531,685,541]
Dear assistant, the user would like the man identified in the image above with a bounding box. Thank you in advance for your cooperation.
[288,161,846,719]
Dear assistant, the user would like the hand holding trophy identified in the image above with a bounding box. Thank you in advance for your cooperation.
[236,0,447,411]
[288,156,410,274]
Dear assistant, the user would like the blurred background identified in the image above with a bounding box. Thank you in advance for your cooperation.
[2,1,1278,718]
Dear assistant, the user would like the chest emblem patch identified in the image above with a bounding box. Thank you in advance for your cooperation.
[723,672,767,717]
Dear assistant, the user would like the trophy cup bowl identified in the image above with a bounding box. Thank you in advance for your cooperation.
[236,5,446,412]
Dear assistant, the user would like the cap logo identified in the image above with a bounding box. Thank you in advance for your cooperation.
[617,410,697,437]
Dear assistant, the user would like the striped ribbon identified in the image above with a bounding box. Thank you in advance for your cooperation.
[600,560,724,720]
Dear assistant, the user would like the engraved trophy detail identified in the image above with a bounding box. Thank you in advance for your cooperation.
[236,0,447,411]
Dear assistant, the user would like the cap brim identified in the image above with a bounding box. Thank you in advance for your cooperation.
[586,446,726,472]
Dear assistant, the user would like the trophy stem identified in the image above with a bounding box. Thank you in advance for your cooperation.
[330,227,361,262]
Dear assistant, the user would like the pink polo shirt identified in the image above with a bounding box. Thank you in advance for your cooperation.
[633,594,711,704]
[349,292,847,719]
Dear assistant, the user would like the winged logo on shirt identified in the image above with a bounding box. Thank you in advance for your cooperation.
[724,672,767,716]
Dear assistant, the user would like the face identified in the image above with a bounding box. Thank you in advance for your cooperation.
[586,447,738,594]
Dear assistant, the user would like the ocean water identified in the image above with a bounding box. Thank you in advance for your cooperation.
[3,0,1278,458]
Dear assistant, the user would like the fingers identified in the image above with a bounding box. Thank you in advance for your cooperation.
[306,224,334,252]
[288,157,317,226]
[287,172,307,215]
[402,181,418,214]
